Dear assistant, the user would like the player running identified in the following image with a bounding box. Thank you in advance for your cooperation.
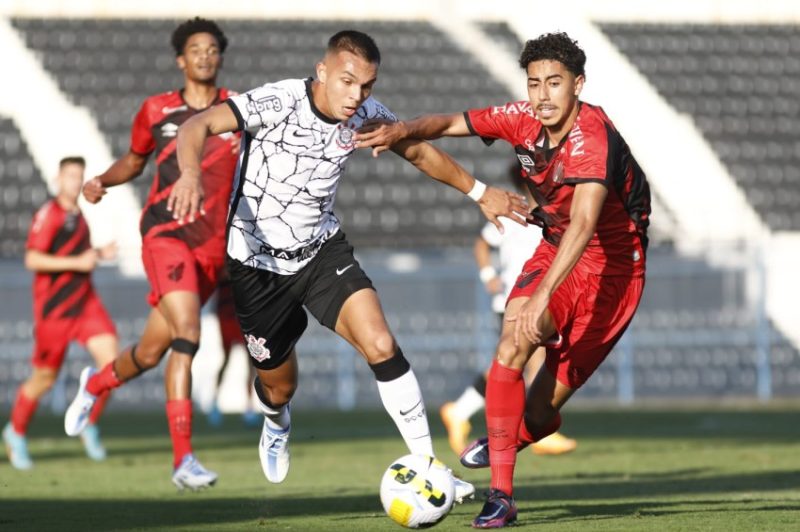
[356,32,651,528]
[441,162,576,458]
[3,156,117,469]
[168,30,529,500]
[63,18,239,489]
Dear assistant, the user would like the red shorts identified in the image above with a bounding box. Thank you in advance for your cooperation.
[141,237,223,307]
[32,291,116,369]
[508,245,645,389]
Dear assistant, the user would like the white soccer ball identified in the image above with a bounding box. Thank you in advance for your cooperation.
[379,454,455,529]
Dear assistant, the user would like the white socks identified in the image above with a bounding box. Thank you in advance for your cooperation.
[452,386,486,421]
[258,398,290,431]
[376,369,434,457]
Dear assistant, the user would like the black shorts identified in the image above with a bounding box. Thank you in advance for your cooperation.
[226,231,374,370]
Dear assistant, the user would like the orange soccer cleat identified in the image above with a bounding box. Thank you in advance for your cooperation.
[530,432,577,455]
[440,402,472,455]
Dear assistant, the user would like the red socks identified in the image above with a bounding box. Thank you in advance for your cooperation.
[86,362,123,396]
[10,388,38,434]
[166,399,193,468]
[485,360,525,496]
[89,391,111,425]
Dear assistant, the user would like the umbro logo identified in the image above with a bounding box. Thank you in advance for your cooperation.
[336,264,354,276]
[161,123,179,137]
[167,262,185,282]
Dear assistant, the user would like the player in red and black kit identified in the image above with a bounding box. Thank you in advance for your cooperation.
[3,157,118,470]
[356,32,651,528]
[63,18,239,489]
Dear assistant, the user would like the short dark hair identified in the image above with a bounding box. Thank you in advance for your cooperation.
[171,17,228,56]
[327,30,381,65]
[59,156,85,169]
[518,32,586,77]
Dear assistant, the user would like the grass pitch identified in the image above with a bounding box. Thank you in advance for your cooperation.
[1,406,798,531]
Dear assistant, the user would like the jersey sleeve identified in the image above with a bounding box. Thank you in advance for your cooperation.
[564,120,611,185]
[130,99,156,156]
[226,83,294,134]
[464,102,530,146]
[480,222,503,248]
[26,204,57,252]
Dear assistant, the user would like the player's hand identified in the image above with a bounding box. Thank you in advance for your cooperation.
[75,249,99,272]
[82,177,107,204]
[478,186,529,233]
[505,291,549,347]
[355,119,408,158]
[96,241,118,261]
[167,170,205,225]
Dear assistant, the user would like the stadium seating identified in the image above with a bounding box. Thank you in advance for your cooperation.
[12,18,516,248]
[0,119,49,259]
[599,24,800,231]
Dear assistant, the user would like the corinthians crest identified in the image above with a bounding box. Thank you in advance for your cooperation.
[336,124,355,150]
[245,334,271,361]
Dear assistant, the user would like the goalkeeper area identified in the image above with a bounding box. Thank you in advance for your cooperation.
[2,406,798,531]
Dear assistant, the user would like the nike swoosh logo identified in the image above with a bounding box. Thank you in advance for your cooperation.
[399,399,422,416]
[162,105,188,114]
[291,130,312,138]
[336,264,354,276]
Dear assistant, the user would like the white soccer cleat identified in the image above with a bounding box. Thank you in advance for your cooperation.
[171,453,218,490]
[64,367,98,437]
[452,475,476,504]
[259,411,291,483]
[3,422,33,470]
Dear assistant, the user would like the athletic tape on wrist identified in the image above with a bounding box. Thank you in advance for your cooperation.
[467,179,487,202]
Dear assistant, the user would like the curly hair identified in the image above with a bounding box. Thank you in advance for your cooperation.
[171,17,228,56]
[518,32,586,77]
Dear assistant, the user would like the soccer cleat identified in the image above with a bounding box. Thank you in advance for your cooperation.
[460,437,490,469]
[64,367,98,437]
[171,453,218,490]
[452,475,476,503]
[3,423,33,470]
[80,423,107,461]
[440,402,472,455]
[259,410,291,483]
[530,432,577,456]
[472,489,518,528]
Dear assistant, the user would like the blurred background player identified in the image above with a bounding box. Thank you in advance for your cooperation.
[440,162,577,457]
[3,156,118,470]
[206,276,260,428]
[63,17,240,490]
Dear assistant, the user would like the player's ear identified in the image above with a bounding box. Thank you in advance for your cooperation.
[316,61,327,84]
[176,54,187,72]
[574,74,585,97]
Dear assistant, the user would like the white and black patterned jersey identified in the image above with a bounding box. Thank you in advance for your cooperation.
[225,78,396,274]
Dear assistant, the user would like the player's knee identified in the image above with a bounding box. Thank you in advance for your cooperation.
[32,370,58,392]
[362,331,397,364]
[495,338,523,367]
[169,316,201,343]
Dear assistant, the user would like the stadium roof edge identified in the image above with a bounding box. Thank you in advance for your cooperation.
[1,0,800,24]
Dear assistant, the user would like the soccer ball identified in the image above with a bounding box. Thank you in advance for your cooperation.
[379,454,455,529]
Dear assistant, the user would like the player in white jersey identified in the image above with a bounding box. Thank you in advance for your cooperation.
[168,31,529,497]
[440,163,577,457]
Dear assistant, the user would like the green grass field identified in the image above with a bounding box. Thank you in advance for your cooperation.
[2,406,799,531]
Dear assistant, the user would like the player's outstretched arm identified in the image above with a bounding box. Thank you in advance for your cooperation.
[391,139,528,233]
[169,103,239,224]
[83,151,149,204]
[355,113,470,157]
[25,249,98,273]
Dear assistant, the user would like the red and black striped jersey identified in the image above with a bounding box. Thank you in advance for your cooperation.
[26,200,93,321]
[466,101,651,276]
[131,89,240,259]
